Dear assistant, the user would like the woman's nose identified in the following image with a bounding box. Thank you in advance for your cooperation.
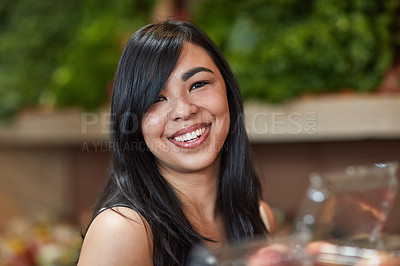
[169,96,199,121]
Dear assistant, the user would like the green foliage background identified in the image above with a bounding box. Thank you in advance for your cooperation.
[193,0,399,103]
[0,0,399,120]
[0,0,154,120]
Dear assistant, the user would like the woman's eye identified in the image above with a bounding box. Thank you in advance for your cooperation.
[190,81,208,91]
[154,96,167,103]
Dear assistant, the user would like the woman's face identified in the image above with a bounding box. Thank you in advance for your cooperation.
[141,42,230,174]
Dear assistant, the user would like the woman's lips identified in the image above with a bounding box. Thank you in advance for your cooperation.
[168,123,211,149]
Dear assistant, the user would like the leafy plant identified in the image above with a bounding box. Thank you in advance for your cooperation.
[193,0,399,103]
[0,0,154,120]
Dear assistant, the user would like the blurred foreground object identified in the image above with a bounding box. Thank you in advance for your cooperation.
[0,215,81,266]
[188,162,400,265]
[295,161,400,265]
[295,162,398,241]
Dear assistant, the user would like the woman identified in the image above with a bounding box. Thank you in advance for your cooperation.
[78,20,276,265]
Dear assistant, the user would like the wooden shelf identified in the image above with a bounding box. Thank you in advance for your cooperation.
[245,93,400,142]
[0,107,110,147]
[1,93,399,146]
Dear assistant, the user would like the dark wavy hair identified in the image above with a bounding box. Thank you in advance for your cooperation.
[93,20,268,265]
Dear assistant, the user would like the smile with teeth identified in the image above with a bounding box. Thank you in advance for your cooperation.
[173,127,206,142]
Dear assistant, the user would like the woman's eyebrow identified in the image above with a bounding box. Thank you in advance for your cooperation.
[181,67,213,81]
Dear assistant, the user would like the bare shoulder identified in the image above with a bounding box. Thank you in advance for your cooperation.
[78,207,153,266]
[259,200,277,235]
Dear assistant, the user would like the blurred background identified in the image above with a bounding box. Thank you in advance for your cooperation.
[0,0,400,264]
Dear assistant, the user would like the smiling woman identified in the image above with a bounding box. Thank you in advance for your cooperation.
[142,43,230,174]
[77,20,276,266]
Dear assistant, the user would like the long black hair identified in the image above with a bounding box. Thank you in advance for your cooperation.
[94,20,268,265]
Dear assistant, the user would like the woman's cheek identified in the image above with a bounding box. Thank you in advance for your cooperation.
[142,112,167,144]
[143,112,163,126]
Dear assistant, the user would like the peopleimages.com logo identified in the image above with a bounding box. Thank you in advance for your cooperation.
[80,111,317,151]
[246,111,317,135]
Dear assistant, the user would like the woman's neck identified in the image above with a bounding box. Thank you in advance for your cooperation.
[157,159,225,242]
[159,162,219,219]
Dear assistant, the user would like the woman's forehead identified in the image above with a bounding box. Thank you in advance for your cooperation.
[171,43,220,77]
